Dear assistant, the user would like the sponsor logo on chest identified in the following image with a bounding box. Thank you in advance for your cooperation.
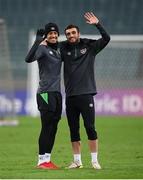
[67,48,87,56]
[49,51,53,55]
[49,48,60,56]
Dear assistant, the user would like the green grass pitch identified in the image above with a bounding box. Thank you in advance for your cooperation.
[0,116,143,179]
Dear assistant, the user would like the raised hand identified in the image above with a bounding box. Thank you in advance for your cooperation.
[84,12,99,25]
[36,29,45,37]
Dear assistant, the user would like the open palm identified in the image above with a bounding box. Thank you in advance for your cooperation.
[84,12,99,25]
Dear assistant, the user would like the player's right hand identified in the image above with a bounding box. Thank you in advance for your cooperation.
[84,12,99,25]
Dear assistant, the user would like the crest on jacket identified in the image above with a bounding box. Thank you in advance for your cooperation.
[80,48,87,54]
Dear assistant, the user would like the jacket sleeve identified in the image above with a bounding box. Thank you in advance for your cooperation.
[35,45,46,60]
[25,36,43,63]
[91,22,110,54]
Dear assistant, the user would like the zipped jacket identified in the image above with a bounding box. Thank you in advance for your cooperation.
[60,23,110,97]
[25,41,62,93]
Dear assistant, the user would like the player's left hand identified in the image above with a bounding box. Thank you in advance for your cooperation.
[84,12,99,25]
[36,29,45,37]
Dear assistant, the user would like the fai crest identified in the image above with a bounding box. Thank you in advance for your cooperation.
[80,48,87,54]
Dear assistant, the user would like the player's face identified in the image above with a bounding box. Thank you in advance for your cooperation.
[65,28,80,43]
[46,31,58,43]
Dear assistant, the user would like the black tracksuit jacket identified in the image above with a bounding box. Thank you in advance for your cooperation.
[61,23,110,97]
[25,22,110,97]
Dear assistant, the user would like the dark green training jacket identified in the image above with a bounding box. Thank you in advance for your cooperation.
[25,42,62,93]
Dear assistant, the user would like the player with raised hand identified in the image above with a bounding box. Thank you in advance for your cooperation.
[61,12,110,169]
[25,23,62,170]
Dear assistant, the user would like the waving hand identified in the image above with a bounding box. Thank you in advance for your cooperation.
[84,12,99,25]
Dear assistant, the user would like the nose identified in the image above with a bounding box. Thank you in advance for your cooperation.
[50,32,58,37]
[70,34,74,37]
[68,34,74,39]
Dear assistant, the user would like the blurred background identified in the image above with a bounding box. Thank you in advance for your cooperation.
[0,1,143,178]
[0,0,143,118]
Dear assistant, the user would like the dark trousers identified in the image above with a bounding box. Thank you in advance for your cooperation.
[37,92,62,154]
[66,94,97,142]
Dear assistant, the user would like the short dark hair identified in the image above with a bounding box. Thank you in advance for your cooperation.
[64,24,79,34]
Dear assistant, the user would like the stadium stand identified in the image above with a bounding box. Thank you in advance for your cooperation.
[0,0,143,90]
